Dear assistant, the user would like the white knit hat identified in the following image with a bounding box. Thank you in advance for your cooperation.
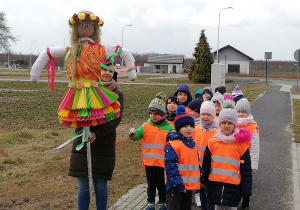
[200,101,216,117]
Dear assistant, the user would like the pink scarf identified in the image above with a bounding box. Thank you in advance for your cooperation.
[214,128,239,143]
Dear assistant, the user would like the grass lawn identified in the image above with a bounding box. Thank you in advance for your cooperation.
[0,73,270,209]
[290,88,300,143]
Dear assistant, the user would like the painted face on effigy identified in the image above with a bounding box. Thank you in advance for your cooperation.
[77,20,95,38]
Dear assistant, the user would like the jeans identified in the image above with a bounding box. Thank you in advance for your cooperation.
[77,177,108,210]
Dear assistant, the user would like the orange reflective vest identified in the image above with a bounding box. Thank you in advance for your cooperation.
[208,136,249,185]
[185,106,191,114]
[168,140,201,190]
[192,126,217,167]
[237,123,261,139]
[141,123,169,168]
[169,121,175,128]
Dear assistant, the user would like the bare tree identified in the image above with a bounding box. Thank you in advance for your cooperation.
[0,11,18,51]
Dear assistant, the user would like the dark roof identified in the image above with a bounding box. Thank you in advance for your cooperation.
[147,54,184,64]
[213,45,254,61]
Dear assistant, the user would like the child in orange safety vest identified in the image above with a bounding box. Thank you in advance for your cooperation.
[192,101,218,209]
[128,92,173,210]
[202,100,252,210]
[164,105,203,210]
[236,98,260,209]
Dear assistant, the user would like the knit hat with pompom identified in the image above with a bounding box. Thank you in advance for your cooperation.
[174,105,195,132]
[218,100,238,127]
[148,92,167,116]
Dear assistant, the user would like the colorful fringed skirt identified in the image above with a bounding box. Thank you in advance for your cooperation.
[57,77,120,128]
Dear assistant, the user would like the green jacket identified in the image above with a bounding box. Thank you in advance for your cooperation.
[128,118,174,141]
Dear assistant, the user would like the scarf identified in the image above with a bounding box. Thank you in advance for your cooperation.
[102,79,117,91]
[166,112,176,122]
[152,118,167,125]
[237,114,255,126]
[200,121,217,131]
[214,128,239,143]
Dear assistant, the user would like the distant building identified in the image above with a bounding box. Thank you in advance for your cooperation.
[213,45,253,75]
[139,54,184,74]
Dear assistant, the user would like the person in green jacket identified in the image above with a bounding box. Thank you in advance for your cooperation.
[128,92,173,210]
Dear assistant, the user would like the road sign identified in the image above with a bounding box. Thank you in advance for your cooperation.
[265,52,272,59]
[294,49,300,62]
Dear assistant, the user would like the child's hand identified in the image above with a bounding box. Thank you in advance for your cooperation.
[129,128,136,136]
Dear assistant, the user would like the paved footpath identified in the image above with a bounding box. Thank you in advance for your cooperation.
[109,84,300,210]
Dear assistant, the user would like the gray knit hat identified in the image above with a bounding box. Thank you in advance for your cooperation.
[212,92,224,105]
[218,100,238,127]
[148,92,167,116]
[235,98,251,115]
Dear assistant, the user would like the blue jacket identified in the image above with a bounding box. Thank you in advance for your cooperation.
[164,129,202,192]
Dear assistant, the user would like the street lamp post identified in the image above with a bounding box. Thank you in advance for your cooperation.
[217,7,233,63]
[121,24,133,67]
[30,41,37,69]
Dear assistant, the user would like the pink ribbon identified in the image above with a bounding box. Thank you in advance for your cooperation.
[116,65,135,76]
[115,137,130,146]
[46,48,55,91]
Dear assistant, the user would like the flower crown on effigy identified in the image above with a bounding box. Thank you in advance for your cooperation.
[69,13,104,28]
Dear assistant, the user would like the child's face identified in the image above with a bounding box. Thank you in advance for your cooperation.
[167,102,178,113]
[190,110,200,119]
[179,125,194,138]
[237,111,248,118]
[214,101,222,114]
[220,121,235,136]
[200,113,214,125]
[77,20,95,38]
[149,112,163,122]
[203,93,211,101]
[177,92,188,104]
[101,66,114,82]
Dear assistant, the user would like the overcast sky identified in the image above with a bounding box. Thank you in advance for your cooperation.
[2,0,300,61]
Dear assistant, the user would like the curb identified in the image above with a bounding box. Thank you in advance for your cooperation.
[290,91,300,209]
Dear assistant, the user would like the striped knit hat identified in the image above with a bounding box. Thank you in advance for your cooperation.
[148,92,167,116]
[174,105,195,132]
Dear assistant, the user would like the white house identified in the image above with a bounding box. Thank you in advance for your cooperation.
[143,54,184,74]
[213,45,254,75]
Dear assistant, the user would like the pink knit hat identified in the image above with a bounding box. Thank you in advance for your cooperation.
[200,101,216,117]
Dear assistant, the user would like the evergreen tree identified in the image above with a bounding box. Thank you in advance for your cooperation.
[188,29,214,83]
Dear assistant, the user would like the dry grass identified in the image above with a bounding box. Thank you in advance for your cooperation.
[0,74,270,209]
[290,88,300,143]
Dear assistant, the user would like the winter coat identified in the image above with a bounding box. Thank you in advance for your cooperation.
[173,84,193,105]
[237,116,260,170]
[68,81,124,180]
[164,130,202,193]
[202,129,252,207]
